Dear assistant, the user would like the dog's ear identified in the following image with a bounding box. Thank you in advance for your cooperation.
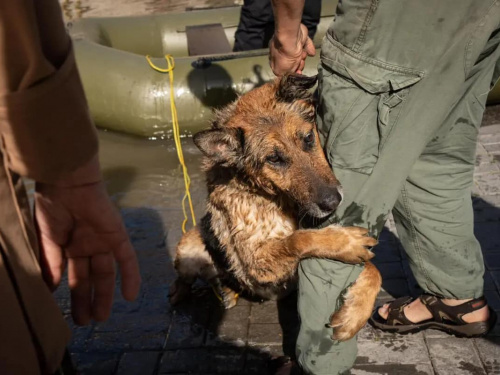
[275,74,318,103]
[193,128,243,165]
[276,74,317,122]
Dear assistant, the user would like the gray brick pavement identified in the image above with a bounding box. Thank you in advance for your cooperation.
[55,107,500,374]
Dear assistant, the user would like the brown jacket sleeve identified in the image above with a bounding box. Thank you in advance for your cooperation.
[0,0,98,183]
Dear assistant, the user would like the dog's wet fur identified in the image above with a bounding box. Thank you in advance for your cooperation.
[169,74,382,341]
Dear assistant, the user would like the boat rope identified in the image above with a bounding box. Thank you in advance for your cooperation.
[145,54,197,233]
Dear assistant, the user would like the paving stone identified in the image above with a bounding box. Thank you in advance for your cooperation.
[86,330,166,353]
[474,338,500,374]
[475,162,500,175]
[352,363,434,374]
[246,343,284,358]
[66,323,93,353]
[479,123,500,134]
[248,323,283,345]
[484,143,500,154]
[250,301,280,324]
[116,351,160,375]
[164,312,207,349]
[427,337,486,375]
[476,142,490,155]
[71,352,119,375]
[479,133,500,145]
[206,305,250,346]
[94,313,170,333]
[476,173,500,195]
[110,293,144,314]
[357,333,430,365]
[358,324,424,342]
[473,182,486,197]
[244,351,274,375]
[159,349,245,373]
[422,329,452,339]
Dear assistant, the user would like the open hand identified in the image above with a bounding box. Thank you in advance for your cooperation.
[35,160,141,325]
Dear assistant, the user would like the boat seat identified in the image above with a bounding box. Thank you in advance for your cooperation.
[186,23,232,56]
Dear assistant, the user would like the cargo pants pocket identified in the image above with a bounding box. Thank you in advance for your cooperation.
[318,38,424,175]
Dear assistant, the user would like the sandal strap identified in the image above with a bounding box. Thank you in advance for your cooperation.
[420,294,487,324]
[386,296,415,326]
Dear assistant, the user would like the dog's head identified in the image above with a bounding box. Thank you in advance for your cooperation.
[194,74,342,218]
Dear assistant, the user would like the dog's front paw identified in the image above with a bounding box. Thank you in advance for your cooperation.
[328,295,367,341]
[328,262,381,341]
[329,226,377,263]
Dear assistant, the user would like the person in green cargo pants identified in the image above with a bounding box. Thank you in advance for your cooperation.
[269,0,500,374]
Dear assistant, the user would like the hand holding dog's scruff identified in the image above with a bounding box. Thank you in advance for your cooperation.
[269,23,315,76]
[35,155,141,326]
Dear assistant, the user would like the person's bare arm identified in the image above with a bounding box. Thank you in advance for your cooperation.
[269,0,315,76]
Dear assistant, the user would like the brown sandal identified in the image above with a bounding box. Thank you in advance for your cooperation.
[369,294,496,337]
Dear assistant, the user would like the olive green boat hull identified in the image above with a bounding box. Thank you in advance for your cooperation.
[71,2,500,138]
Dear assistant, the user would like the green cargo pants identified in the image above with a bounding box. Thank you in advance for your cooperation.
[296,1,500,374]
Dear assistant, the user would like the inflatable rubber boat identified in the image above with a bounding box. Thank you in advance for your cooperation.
[70,1,500,138]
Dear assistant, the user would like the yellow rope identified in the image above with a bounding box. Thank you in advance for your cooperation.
[146,54,196,232]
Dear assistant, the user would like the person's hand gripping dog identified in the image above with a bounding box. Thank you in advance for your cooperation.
[269,2,315,77]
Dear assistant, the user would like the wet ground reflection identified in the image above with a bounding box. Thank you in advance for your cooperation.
[98,130,207,259]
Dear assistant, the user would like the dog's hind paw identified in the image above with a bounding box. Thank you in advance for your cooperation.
[169,278,192,305]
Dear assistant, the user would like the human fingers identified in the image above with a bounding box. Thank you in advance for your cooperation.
[304,37,316,57]
[38,233,65,290]
[299,24,316,57]
[68,257,92,325]
[90,253,116,321]
[297,59,306,74]
[113,228,141,301]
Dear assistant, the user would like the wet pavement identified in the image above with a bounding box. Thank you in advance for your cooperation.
[50,107,500,375]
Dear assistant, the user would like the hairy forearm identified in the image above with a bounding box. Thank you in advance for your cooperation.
[271,0,305,44]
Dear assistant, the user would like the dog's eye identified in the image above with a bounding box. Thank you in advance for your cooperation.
[266,153,285,166]
[303,131,315,151]
[304,131,314,144]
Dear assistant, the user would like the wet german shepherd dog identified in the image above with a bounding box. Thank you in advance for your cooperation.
[169,74,382,340]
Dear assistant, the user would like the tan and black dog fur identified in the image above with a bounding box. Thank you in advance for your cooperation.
[169,74,382,341]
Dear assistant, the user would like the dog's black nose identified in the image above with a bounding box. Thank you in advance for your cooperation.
[317,190,342,212]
